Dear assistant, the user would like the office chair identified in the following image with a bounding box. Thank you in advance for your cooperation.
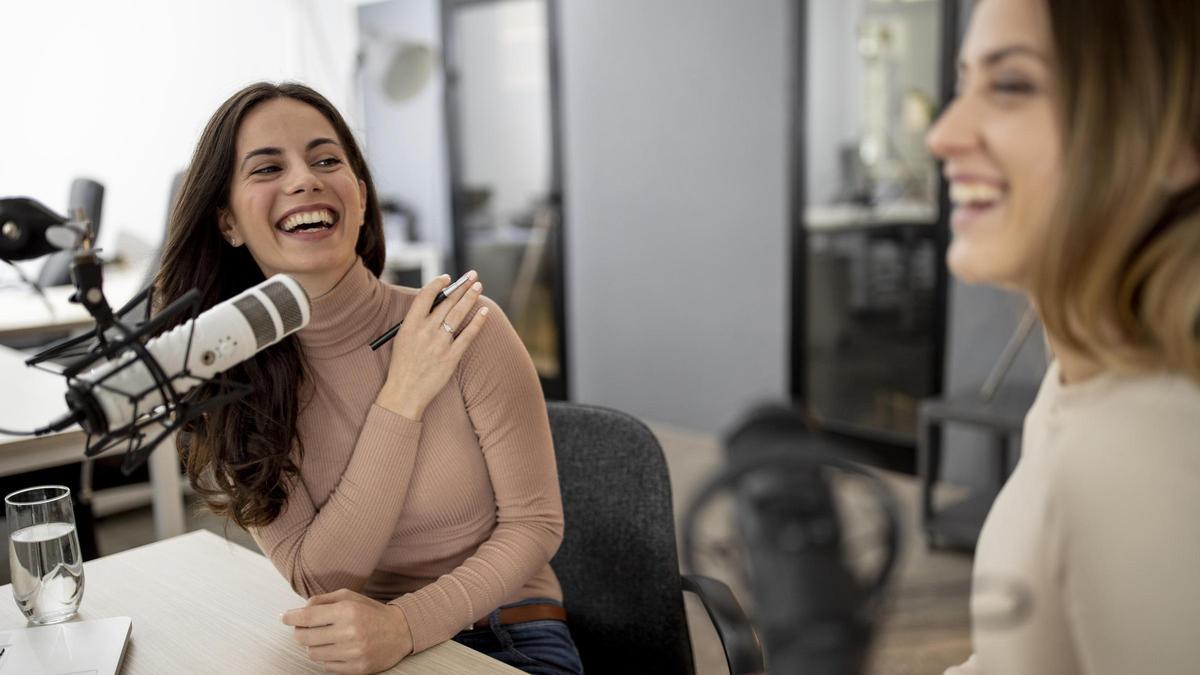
[917,286,1045,550]
[546,401,765,675]
[36,177,104,288]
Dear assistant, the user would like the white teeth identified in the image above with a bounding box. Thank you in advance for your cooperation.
[950,182,1004,206]
[279,209,335,232]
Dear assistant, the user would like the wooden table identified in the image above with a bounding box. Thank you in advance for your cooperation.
[0,345,187,540]
[0,530,521,674]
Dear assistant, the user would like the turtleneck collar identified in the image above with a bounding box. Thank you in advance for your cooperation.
[298,258,392,359]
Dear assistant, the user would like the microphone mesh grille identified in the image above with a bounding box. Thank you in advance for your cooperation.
[262,280,305,334]
[233,295,277,349]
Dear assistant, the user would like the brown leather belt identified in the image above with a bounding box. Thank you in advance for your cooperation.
[473,602,567,630]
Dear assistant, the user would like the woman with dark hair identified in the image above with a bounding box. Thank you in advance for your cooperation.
[155,82,583,675]
[928,0,1199,673]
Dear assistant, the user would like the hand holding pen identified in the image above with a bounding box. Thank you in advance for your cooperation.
[370,271,478,350]
[371,271,488,421]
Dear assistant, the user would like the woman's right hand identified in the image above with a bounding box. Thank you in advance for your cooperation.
[374,271,489,420]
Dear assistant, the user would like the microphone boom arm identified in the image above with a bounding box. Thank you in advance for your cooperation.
[27,285,254,475]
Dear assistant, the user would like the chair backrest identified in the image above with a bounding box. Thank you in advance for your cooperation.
[37,178,104,287]
[118,170,186,325]
[140,170,186,290]
[940,279,1046,488]
[546,401,695,675]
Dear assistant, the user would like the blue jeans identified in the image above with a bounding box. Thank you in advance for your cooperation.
[453,598,584,675]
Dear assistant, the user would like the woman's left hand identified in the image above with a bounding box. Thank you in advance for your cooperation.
[282,588,413,674]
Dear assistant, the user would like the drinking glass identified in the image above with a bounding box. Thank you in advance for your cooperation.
[5,485,85,624]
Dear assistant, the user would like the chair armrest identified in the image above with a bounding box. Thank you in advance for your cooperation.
[682,574,765,675]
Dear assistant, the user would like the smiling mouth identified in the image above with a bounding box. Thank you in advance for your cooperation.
[949,182,1005,209]
[277,209,338,233]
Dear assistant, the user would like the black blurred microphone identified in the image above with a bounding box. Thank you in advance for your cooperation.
[683,403,901,675]
[727,405,870,674]
[0,197,77,261]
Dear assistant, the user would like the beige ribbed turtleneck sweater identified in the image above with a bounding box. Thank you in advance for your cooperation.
[248,259,564,654]
[946,361,1200,675]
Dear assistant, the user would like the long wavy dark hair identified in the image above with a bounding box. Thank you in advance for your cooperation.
[154,82,384,528]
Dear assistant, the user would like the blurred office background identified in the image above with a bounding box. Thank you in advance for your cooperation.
[1,1,1051,672]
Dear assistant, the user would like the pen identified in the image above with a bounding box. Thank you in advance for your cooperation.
[368,272,474,351]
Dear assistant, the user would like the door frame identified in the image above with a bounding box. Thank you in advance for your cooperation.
[441,0,570,400]
[787,0,958,459]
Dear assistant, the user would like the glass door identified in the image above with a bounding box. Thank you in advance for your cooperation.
[795,0,948,459]
[443,0,568,399]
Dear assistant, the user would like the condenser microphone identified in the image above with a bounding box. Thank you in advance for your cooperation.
[63,274,311,436]
[0,197,78,261]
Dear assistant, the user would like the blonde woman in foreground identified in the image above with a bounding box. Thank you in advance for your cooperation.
[928,0,1200,673]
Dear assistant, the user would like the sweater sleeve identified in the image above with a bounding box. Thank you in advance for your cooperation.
[388,297,565,653]
[249,405,425,597]
[1054,406,1200,674]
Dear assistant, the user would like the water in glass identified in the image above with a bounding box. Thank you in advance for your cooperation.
[5,486,84,624]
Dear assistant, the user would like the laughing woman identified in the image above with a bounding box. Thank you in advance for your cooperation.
[930,0,1200,673]
[154,82,583,675]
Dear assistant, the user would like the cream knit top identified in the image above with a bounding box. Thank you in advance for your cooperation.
[249,259,564,654]
[947,361,1200,674]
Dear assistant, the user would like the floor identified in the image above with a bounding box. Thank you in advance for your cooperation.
[6,421,974,674]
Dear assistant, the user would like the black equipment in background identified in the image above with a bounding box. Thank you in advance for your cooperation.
[0,197,75,262]
[37,178,105,288]
[683,403,903,674]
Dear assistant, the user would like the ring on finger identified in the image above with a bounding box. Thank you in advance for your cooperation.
[441,321,455,334]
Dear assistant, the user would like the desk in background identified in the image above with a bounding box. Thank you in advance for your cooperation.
[0,530,520,674]
[385,242,443,288]
[0,260,149,344]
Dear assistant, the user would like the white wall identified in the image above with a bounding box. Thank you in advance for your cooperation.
[558,0,792,433]
[0,0,358,266]
[360,0,793,434]
[806,0,863,206]
[357,0,452,256]
[457,0,551,222]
